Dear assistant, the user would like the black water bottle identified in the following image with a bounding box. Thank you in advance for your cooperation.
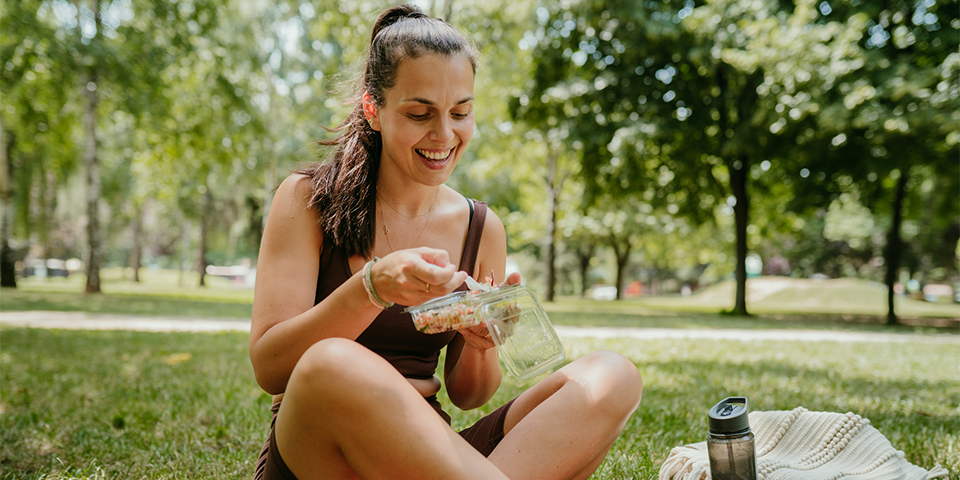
[707,397,757,480]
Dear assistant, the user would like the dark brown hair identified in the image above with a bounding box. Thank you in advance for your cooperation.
[297,4,478,258]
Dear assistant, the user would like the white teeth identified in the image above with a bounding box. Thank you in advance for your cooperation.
[417,149,452,160]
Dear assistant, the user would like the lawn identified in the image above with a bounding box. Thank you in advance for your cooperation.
[1,272,958,478]
[1,328,957,479]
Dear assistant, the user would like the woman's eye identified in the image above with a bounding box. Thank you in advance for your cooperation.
[409,113,430,120]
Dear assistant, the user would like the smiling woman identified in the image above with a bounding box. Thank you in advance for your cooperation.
[248,4,642,480]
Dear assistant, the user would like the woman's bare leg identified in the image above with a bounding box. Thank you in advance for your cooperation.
[275,338,509,480]
[489,350,643,480]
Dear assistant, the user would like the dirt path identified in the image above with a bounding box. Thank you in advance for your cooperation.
[2,310,956,344]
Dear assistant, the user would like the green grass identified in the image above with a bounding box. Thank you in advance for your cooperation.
[1,268,254,319]
[1,328,262,479]
[1,328,957,479]
[1,271,958,478]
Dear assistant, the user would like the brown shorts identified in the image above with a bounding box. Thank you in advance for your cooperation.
[254,396,517,480]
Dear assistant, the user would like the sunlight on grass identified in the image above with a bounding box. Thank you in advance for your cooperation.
[13,267,254,303]
[622,277,960,318]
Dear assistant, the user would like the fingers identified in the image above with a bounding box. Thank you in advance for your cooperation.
[459,324,496,351]
[415,247,452,269]
[372,248,468,305]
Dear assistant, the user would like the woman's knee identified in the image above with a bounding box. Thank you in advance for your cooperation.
[291,337,383,390]
[574,350,643,414]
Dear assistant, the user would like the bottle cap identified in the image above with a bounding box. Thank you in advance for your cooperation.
[708,397,751,435]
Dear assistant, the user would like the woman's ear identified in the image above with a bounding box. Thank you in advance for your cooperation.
[362,92,381,131]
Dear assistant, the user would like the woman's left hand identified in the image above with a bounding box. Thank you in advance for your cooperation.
[459,324,496,350]
[457,272,522,350]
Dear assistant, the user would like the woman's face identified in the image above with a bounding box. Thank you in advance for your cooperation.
[370,53,475,186]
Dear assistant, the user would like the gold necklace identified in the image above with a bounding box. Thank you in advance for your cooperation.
[378,187,439,218]
[379,189,438,253]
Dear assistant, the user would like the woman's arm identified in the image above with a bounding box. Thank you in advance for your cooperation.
[248,174,384,394]
[250,174,468,395]
[443,207,509,409]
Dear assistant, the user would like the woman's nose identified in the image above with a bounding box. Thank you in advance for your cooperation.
[429,116,455,144]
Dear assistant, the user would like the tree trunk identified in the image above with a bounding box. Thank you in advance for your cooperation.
[129,207,142,282]
[197,190,210,287]
[41,168,56,253]
[575,243,595,298]
[81,0,102,294]
[82,77,102,293]
[0,127,16,288]
[544,152,559,302]
[545,207,556,301]
[885,170,909,325]
[715,63,751,316]
[609,236,632,301]
[729,155,750,316]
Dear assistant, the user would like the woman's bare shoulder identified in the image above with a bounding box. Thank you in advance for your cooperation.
[263,173,322,247]
[276,173,314,203]
[479,202,506,240]
[475,201,507,280]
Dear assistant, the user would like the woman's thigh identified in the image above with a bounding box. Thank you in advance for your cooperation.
[273,338,508,480]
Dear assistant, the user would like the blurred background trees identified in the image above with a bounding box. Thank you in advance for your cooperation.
[2,0,957,322]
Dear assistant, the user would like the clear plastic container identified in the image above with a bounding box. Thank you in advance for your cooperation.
[408,290,483,334]
[406,284,565,380]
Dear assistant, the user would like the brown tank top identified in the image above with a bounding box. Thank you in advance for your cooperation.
[314,199,487,380]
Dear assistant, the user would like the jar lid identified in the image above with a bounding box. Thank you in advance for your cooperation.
[708,397,751,435]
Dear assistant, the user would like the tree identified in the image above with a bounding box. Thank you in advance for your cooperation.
[32,0,238,292]
[558,195,603,297]
[1,0,83,287]
[786,0,959,323]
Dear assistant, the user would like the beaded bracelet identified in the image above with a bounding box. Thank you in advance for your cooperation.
[363,257,394,310]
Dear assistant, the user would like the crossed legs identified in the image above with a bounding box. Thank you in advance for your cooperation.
[274,338,642,480]
[491,350,643,479]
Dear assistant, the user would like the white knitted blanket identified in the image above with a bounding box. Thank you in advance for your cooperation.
[659,407,949,480]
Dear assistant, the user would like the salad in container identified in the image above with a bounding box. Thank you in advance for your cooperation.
[405,278,565,380]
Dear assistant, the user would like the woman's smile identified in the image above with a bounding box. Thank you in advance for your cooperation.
[416,147,457,169]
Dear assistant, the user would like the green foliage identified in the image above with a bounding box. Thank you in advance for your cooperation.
[2,0,957,302]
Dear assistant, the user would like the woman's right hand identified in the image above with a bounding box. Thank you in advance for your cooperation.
[371,247,468,306]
